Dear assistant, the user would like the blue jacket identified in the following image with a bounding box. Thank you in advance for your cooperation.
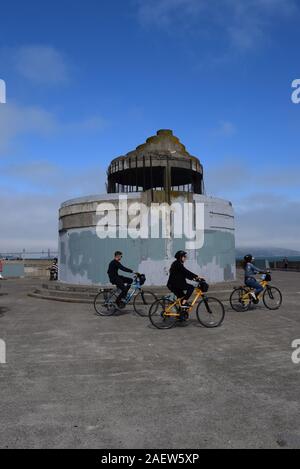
[244,262,262,279]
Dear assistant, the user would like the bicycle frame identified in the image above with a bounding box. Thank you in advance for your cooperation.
[164,287,204,317]
[241,279,269,303]
[123,278,141,304]
[105,277,141,306]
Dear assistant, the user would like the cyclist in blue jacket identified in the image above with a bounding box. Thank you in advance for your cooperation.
[243,254,266,302]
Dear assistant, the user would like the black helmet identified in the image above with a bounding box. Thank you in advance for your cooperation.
[175,250,187,260]
[244,254,253,263]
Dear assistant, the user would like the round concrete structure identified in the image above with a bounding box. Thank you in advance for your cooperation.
[59,192,235,285]
[59,130,236,285]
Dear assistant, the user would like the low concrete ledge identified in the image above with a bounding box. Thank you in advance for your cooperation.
[29,279,239,304]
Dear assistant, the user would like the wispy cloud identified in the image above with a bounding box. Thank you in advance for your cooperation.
[0,102,56,153]
[211,120,237,137]
[1,160,106,195]
[13,45,69,85]
[206,157,300,197]
[0,102,108,155]
[136,0,205,29]
[134,0,299,52]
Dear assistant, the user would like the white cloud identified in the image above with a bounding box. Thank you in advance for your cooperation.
[1,157,299,252]
[236,194,300,250]
[0,102,108,155]
[0,193,59,251]
[0,162,107,252]
[13,45,69,85]
[204,157,300,250]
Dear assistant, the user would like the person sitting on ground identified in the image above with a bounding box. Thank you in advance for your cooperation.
[243,254,266,302]
[167,250,200,310]
[107,251,135,305]
[49,258,58,281]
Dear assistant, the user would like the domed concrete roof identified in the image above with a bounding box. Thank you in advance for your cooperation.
[107,129,203,196]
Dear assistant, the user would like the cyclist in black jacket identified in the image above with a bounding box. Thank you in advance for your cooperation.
[167,250,200,309]
[107,251,135,304]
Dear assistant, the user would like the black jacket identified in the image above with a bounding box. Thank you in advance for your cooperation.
[107,259,133,283]
[167,260,197,289]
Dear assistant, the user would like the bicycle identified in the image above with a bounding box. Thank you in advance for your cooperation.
[94,273,157,317]
[230,272,282,312]
[148,279,225,329]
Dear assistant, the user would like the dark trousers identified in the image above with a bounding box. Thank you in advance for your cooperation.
[113,276,133,301]
[168,284,194,302]
[50,269,58,281]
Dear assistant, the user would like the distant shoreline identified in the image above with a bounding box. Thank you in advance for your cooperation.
[236,256,300,262]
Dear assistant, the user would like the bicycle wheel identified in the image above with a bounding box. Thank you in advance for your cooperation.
[133,290,157,317]
[230,287,251,312]
[196,296,225,327]
[149,298,179,329]
[263,286,282,310]
[94,290,117,316]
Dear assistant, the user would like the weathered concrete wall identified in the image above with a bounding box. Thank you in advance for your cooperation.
[24,259,53,277]
[1,261,24,278]
[58,193,235,285]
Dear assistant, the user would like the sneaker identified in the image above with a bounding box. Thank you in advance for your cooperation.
[180,302,192,309]
[250,292,259,304]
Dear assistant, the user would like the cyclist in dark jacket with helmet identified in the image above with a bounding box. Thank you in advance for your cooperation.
[167,250,199,308]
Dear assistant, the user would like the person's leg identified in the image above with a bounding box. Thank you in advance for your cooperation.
[170,288,186,321]
[246,278,263,298]
[115,276,133,301]
[114,278,127,302]
[253,280,264,297]
[183,284,194,302]
[171,288,185,301]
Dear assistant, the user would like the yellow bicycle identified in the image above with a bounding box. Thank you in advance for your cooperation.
[149,280,225,329]
[230,272,282,312]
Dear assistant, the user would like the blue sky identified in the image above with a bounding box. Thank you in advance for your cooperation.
[0,0,300,251]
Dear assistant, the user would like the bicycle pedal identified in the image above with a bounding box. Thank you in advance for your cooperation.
[178,312,189,321]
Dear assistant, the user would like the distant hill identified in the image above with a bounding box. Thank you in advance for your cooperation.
[236,247,300,259]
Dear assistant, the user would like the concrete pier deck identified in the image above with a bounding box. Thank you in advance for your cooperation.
[0,270,300,449]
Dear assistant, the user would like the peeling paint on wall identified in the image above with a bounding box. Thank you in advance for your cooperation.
[59,193,235,285]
